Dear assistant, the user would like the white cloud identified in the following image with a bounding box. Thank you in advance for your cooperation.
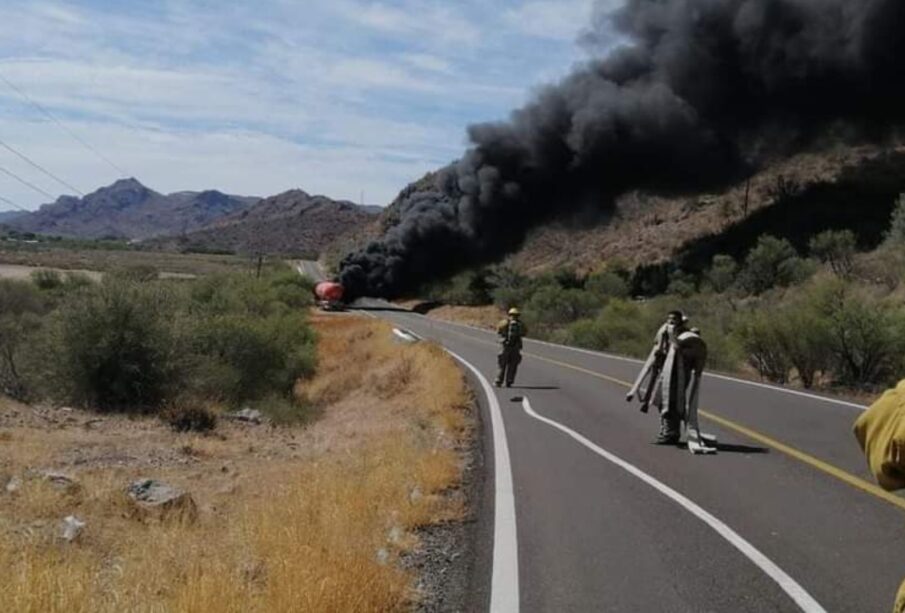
[0,0,594,213]
[337,1,482,46]
[504,0,596,41]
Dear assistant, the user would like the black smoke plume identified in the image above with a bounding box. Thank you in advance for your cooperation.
[340,0,905,299]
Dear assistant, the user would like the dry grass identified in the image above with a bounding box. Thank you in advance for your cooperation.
[0,314,472,612]
[425,305,506,331]
[508,144,902,274]
[0,245,252,277]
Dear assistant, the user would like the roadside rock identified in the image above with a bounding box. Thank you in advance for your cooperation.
[59,515,85,542]
[228,408,265,425]
[126,479,197,523]
[40,470,80,492]
[4,475,21,494]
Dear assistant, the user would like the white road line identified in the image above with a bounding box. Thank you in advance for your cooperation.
[407,314,867,411]
[520,396,826,613]
[447,349,520,613]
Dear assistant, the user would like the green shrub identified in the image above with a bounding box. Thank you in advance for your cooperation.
[31,269,64,290]
[162,402,218,432]
[585,271,629,300]
[186,312,316,405]
[809,230,856,276]
[45,281,181,411]
[734,311,792,383]
[704,255,738,294]
[251,393,314,426]
[806,280,905,388]
[524,286,600,328]
[738,235,813,295]
[108,265,160,282]
[0,280,47,399]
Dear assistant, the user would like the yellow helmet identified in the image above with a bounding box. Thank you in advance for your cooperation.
[508,307,521,317]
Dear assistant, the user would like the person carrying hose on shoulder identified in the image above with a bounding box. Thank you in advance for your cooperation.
[495,308,526,388]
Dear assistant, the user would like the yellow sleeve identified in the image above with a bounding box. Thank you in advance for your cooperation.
[895,578,905,613]
[496,320,508,336]
[853,380,905,492]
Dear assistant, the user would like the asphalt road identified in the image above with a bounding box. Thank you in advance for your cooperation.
[298,262,905,612]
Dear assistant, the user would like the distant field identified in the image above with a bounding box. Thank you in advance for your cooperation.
[0,242,259,276]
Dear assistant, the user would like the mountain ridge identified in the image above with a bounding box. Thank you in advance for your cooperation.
[7,178,260,240]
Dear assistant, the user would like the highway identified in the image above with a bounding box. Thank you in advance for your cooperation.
[299,262,905,612]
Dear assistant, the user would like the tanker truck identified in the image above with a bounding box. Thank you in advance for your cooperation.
[314,281,345,311]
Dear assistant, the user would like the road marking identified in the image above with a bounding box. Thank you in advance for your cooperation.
[420,323,905,512]
[446,349,520,613]
[410,314,866,410]
[520,396,827,613]
[701,411,905,512]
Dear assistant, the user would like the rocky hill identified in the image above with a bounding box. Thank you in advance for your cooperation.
[7,179,259,240]
[153,189,379,256]
[504,146,898,275]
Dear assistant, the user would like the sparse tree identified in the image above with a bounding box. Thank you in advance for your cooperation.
[738,235,811,295]
[809,230,856,276]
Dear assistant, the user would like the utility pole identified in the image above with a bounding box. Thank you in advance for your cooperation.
[255,254,263,278]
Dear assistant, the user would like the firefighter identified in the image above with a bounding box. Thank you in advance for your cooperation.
[627,310,692,444]
[495,307,526,388]
[853,381,905,612]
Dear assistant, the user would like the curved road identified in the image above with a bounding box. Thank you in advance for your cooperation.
[299,262,905,612]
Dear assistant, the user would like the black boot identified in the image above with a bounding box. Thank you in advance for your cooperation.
[654,415,680,445]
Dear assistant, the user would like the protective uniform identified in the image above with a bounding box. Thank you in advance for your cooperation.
[853,380,905,612]
[495,310,526,387]
[627,318,711,450]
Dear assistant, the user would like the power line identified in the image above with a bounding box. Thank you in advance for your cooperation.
[0,136,84,196]
[0,71,131,178]
[0,164,55,200]
[0,193,28,212]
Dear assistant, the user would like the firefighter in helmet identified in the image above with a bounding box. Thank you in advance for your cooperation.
[495,307,527,388]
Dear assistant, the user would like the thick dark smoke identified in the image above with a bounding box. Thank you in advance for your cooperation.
[340,0,905,299]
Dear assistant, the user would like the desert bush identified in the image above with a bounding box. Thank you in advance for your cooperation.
[0,280,47,399]
[266,267,316,309]
[734,311,792,383]
[704,255,738,294]
[186,312,316,405]
[162,402,218,432]
[586,271,629,300]
[30,269,63,290]
[564,299,658,357]
[108,264,160,282]
[809,230,856,276]
[805,280,905,388]
[39,280,181,411]
[738,235,814,295]
[251,393,312,425]
[524,285,600,328]
[885,193,905,247]
[423,269,494,306]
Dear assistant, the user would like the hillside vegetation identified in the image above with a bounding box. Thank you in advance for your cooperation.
[420,190,905,395]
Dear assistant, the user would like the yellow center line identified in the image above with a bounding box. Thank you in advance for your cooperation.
[435,324,905,512]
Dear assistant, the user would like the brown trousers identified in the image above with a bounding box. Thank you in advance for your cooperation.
[496,346,522,386]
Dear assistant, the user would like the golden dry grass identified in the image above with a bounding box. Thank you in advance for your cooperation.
[0,314,472,612]
[426,305,506,331]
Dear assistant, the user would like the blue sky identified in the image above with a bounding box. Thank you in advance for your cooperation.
[0,0,619,210]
